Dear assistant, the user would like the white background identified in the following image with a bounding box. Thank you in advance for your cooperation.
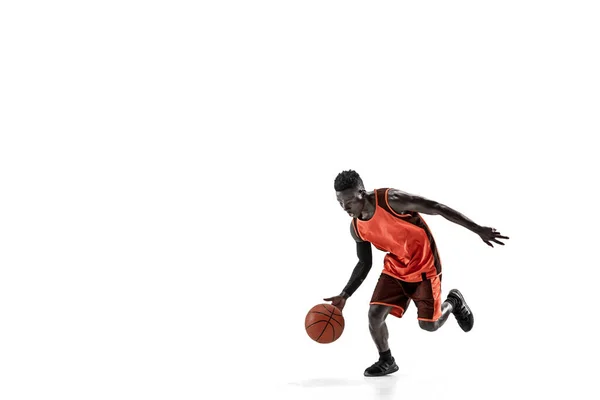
[1,1,599,400]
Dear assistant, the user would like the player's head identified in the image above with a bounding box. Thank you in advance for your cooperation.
[334,170,367,218]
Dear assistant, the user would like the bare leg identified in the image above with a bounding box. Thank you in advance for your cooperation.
[418,301,453,332]
[365,304,399,377]
[368,304,392,351]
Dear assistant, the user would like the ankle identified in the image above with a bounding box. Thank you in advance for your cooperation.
[379,349,392,361]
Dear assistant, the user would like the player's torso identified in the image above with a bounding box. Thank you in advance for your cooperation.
[355,188,440,281]
[356,206,429,260]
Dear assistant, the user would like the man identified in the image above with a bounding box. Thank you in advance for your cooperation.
[324,170,509,377]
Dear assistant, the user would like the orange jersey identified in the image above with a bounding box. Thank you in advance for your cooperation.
[352,188,442,282]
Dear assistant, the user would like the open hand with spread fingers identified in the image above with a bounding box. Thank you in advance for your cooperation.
[478,226,509,247]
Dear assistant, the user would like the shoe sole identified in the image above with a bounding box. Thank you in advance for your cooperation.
[364,364,399,377]
[449,289,474,332]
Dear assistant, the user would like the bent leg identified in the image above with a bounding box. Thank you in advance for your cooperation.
[364,273,408,377]
[364,304,399,377]
[419,301,453,332]
[410,275,452,332]
[368,304,392,352]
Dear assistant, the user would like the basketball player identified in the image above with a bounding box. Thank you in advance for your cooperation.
[324,170,508,377]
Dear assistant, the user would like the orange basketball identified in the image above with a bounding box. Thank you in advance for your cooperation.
[305,303,345,343]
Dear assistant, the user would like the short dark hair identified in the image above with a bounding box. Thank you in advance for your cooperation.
[334,170,364,191]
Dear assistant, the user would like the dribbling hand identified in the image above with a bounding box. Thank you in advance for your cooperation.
[323,294,347,311]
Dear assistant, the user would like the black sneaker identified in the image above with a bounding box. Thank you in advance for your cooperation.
[364,357,399,377]
[447,289,474,332]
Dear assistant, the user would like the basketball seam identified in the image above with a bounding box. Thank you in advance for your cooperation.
[330,320,336,341]
[310,311,344,327]
[306,320,328,330]
[316,320,334,342]
[316,305,336,342]
[321,304,343,317]
[330,317,343,328]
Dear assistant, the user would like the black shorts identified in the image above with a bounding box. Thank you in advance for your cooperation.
[370,272,442,321]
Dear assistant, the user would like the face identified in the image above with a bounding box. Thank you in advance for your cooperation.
[336,187,366,218]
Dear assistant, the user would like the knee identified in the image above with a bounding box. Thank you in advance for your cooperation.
[419,320,438,332]
[368,306,386,327]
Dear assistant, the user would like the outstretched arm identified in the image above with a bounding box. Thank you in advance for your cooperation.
[387,189,509,247]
